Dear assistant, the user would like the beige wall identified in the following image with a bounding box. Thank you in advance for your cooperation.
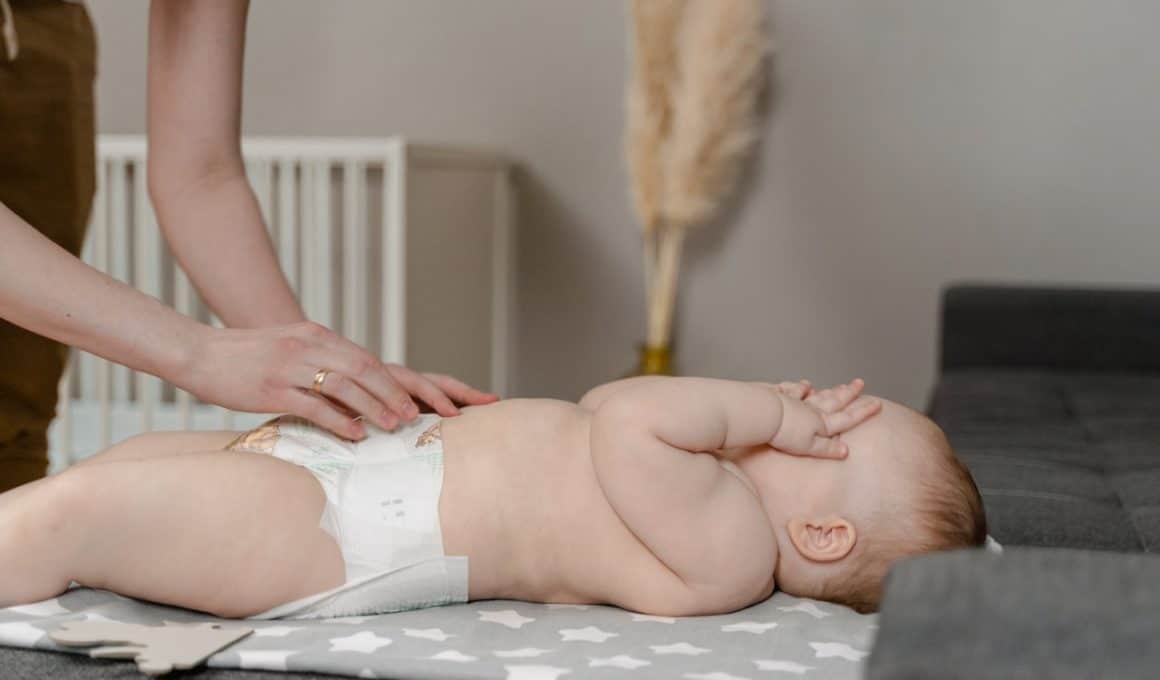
[89,0,1160,407]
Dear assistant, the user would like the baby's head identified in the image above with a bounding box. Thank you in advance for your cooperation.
[736,399,986,613]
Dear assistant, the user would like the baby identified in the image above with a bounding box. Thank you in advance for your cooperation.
[0,377,985,618]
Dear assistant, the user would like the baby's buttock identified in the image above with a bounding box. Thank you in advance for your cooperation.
[225,415,468,618]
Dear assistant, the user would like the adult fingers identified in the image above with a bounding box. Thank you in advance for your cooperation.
[315,349,418,423]
[284,390,368,441]
[388,365,459,417]
[316,370,399,431]
[424,373,500,406]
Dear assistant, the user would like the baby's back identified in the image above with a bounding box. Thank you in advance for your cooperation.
[439,399,694,610]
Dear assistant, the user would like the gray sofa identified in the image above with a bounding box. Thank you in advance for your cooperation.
[868,284,1160,679]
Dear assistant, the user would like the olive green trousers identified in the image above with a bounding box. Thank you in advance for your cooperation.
[0,0,96,490]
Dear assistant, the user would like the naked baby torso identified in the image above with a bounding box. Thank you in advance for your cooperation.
[438,399,694,611]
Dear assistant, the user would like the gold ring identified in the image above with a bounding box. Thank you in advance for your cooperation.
[311,369,331,394]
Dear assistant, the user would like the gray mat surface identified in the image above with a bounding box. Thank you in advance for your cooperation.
[0,588,875,679]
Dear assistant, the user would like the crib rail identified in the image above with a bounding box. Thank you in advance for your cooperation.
[53,136,407,468]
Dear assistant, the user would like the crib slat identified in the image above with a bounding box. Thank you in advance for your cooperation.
[343,160,367,346]
[304,160,334,328]
[382,151,405,364]
[277,159,299,294]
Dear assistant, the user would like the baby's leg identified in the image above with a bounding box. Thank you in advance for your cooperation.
[73,430,240,466]
[0,448,344,617]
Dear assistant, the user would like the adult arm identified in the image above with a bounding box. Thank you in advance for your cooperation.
[146,0,299,328]
[0,203,494,439]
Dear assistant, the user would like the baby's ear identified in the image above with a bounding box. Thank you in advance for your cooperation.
[786,515,857,563]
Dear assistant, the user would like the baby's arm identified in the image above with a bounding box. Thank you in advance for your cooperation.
[578,376,669,411]
[589,378,876,613]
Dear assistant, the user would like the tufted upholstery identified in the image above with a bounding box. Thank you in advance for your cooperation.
[930,370,1160,552]
[929,285,1160,553]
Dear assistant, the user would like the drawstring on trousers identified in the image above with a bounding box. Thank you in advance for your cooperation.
[0,0,18,61]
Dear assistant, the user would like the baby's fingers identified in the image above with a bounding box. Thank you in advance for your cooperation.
[773,379,812,400]
[806,378,865,413]
[821,396,882,435]
[804,435,849,460]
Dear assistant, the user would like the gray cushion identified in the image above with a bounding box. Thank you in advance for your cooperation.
[929,369,1160,552]
[866,548,1160,680]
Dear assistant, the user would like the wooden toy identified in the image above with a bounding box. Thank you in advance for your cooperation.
[50,620,252,676]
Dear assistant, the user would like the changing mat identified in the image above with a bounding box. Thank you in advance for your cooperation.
[0,588,876,679]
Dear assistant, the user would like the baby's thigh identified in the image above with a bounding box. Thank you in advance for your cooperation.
[76,430,241,467]
[58,451,343,617]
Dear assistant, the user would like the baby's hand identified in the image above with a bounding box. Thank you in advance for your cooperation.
[769,378,881,459]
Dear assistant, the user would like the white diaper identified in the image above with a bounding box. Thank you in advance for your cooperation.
[227,414,468,619]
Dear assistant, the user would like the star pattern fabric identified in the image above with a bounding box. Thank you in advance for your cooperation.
[589,654,651,669]
[651,642,712,655]
[479,609,536,629]
[721,621,779,634]
[404,627,454,641]
[495,648,554,658]
[504,665,572,680]
[778,602,831,619]
[236,649,296,670]
[809,641,868,661]
[431,650,479,662]
[559,626,618,643]
[328,631,393,654]
[0,590,873,679]
[754,659,814,674]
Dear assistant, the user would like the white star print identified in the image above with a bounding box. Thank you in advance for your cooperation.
[404,628,455,641]
[589,655,650,669]
[721,621,779,634]
[495,648,554,658]
[685,673,751,680]
[810,642,868,661]
[328,631,393,654]
[504,665,571,680]
[778,602,831,619]
[559,626,618,643]
[83,613,117,624]
[479,609,536,629]
[251,625,301,638]
[6,598,68,617]
[651,642,711,655]
[631,614,676,624]
[546,604,590,610]
[753,659,813,674]
[430,650,478,663]
[0,621,45,646]
[358,670,377,679]
[237,650,296,670]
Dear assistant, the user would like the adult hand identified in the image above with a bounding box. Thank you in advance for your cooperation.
[176,322,499,440]
[766,378,881,459]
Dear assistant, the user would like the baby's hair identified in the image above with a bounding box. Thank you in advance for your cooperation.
[815,414,986,614]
